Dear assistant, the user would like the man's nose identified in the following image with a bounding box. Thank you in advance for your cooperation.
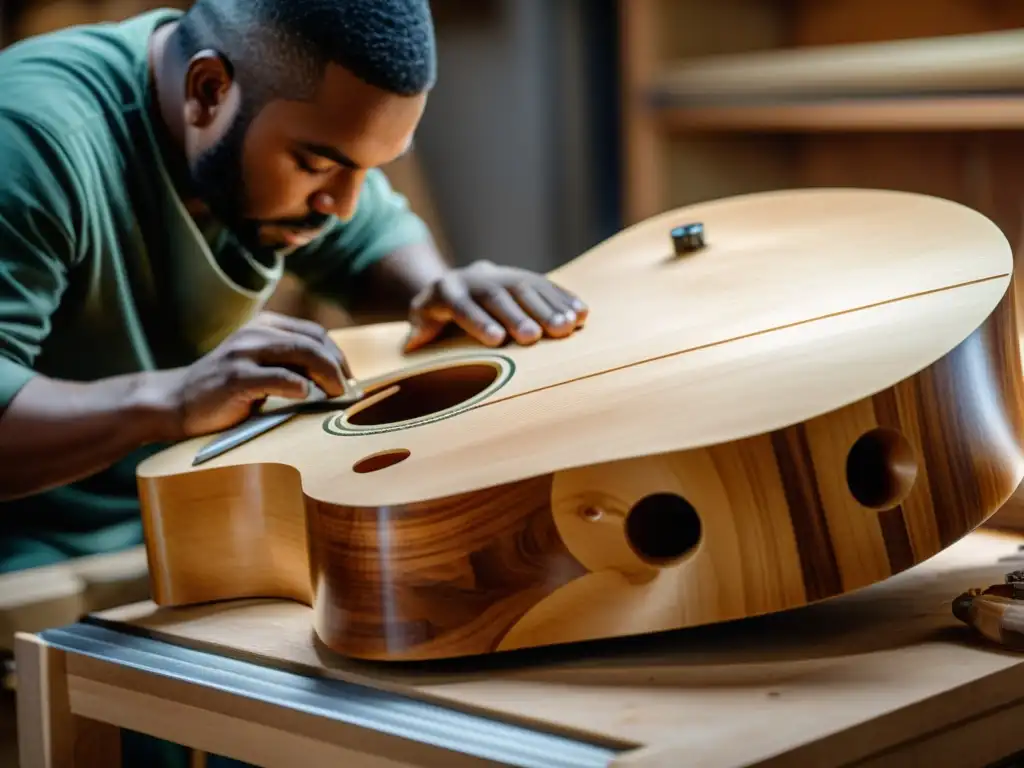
[312,179,361,222]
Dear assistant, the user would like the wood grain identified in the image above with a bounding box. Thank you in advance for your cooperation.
[793,0,1024,47]
[136,188,1024,661]
[10,634,117,767]
[619,0,663,222]
[649,27,1024,133]
[307,476,588,660]
[658,99,1024,133]
[651,28,1024,102]
[92,529,1024,768]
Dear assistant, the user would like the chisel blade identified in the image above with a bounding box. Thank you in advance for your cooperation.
[192,411,297,466]
[192,378,364,466]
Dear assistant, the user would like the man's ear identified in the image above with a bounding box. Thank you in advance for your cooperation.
[183,49,235,129]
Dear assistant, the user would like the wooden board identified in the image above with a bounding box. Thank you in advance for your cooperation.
[650,28,1024,133]
[138,188,1014,507]
[94,529,1024,767]
[652,28,1024,100]
[793,0,1024,46]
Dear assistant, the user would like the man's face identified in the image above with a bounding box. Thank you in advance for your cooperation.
[183,61,427,256]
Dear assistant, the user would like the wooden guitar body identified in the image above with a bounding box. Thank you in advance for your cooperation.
[136,188,1024,662]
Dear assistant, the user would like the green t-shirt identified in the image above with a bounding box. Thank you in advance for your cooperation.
[0,10,431,573]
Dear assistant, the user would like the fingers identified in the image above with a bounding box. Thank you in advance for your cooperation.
[512,283,575,339]
[402,267,590,352]
[403,288,448,352]
[226,361,312,402]
[477,286,543,345]
[561,286,589,320]
[231,326,346,398]
[256,312,328,343]
[253,311,353,379]
[436,277,508,348]
[540,283,588,328]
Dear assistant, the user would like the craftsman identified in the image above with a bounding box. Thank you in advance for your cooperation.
[0,0,588,565]
[0,0,585,763]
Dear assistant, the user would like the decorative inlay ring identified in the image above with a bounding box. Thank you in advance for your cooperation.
[322,353,516,437]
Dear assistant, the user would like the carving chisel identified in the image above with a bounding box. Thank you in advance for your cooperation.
[192,377,364,466]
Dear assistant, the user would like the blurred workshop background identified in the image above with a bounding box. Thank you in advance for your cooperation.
[3,0,1024,762]
[4,0,1024,331]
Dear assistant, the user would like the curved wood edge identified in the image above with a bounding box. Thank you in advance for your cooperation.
[138,284,1024,661]
[138,464,313,607]
[982,215,1024,534]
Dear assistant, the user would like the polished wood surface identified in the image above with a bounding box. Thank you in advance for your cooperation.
[93,530,1024,767]
[137,188,1024,661]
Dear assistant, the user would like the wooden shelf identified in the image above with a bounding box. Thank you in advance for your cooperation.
[651,28,1024,102]
[656,96,1024,132]
[647,28,1024,133]
[618,1,1024,230]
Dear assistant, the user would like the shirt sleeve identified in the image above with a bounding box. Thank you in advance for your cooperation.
[0,111,81,409]
[285,168,432,306]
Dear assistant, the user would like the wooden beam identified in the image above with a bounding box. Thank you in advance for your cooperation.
[657,97,1024,133]
[652,29,1024,102]
[619,0,663,223]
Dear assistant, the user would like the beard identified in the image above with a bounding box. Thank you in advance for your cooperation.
[190,105,330,260]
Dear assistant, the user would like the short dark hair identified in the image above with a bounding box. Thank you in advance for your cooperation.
[174,0,437,102]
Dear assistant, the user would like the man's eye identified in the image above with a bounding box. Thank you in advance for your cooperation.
[294,154,332,175]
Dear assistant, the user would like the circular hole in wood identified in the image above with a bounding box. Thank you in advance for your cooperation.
[352,449,411,474]
[347,363,500,428]
[625,493,702,566]
[845,428,918,510]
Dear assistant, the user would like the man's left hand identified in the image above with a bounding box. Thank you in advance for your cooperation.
[404,261,588,352]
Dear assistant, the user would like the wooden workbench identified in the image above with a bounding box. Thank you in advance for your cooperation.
[16,528,1024,767]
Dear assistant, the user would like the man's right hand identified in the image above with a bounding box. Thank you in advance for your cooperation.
[0,312,354,501]
[156,311,352,439]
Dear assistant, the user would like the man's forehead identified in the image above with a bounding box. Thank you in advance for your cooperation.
[253,95,416,170]
[274,66,424,155]
[313,64,428,118]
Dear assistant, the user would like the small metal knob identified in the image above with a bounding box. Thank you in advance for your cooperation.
[671,223,704,256]
[1007,570,1024,599]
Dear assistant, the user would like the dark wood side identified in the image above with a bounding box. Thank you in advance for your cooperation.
[910,282,1024,548]
[305,475,588,661]
[771,426,843,602]
[780,284,1024,606]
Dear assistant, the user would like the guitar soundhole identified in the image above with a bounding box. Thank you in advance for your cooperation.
[845,428,918,511]
[353,449,411,474]
[625,493,702,565]
[348,363,500,427]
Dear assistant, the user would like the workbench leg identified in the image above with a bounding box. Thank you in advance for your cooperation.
[14,633,121,767]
